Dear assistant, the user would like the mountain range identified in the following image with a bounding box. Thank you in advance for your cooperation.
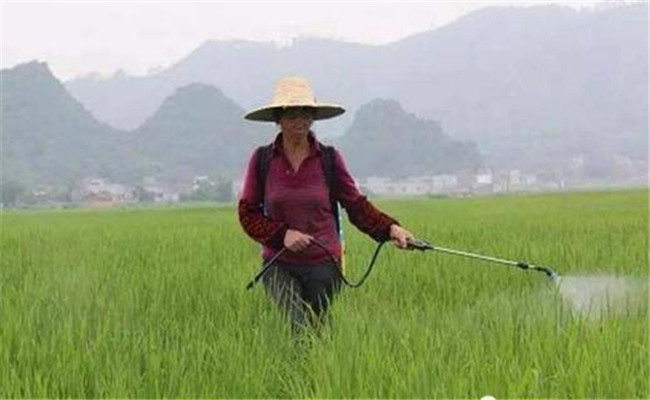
[1,4,646,192]
[65,4,648,170]
[1,61,478,189]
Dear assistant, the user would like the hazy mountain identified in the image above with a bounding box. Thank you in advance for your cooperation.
[380,4,648,168]
[66,38,371,137]
[335,99,481,179]
[0,61,277,187]
[133,83,270,181]
[6,3,647,192]
[66,4,648,171]
[0,61,132,186]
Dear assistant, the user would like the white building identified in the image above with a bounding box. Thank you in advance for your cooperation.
[232,179,245,199]
[361,174,460,196]
[476,169,493,185]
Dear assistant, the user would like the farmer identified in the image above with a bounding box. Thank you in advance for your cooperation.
[238,76,414,332]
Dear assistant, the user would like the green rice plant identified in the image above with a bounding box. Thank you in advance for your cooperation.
[0,189,647,398]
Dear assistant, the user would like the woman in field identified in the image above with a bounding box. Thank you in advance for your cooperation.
[238,76,414,332]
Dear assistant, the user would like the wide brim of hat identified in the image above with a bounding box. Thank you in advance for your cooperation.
[244,104,345,122]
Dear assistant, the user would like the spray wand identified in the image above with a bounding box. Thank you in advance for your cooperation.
[406,238,562,285]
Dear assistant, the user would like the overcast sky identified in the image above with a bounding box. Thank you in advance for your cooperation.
[1,1,606,80]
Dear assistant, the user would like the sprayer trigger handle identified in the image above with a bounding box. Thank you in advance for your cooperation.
[406,238,434,251]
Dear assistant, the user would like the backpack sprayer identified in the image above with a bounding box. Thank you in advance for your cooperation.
[245,237,561,290]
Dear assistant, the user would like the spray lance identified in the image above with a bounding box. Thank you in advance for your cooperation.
[405,238,562,285]
[246,237,562,290]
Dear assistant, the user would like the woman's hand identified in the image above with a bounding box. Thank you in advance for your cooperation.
[389,224,414,249]
[283,229,314,252]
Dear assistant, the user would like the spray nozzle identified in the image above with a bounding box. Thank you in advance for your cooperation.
[530,265,562,285]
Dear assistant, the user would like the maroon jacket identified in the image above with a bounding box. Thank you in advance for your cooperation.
[238,132,399,265]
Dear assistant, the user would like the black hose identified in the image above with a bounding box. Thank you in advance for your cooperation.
[245,239,387,290]
[245,247,288,290]
[312,238,387,288]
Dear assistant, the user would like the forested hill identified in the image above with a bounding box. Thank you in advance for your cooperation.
[335,99,481,179]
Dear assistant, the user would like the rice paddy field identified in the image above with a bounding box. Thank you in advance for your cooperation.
[1,189,648,399]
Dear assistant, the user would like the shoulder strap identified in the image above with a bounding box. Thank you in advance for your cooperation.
[255,144,274,212]
[320,144,341,237]
[320,145,336,191]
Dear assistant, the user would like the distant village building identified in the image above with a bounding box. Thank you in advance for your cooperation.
[361,174,461,196]
[363,177,393,196]
[358,168,548,197]
[142,177,182,203]
[476,169,494,185]
[192,175,213,190]
[78,178,135,207]
[612,154,648,182]
[431,174,459,193]
[509,170,522,186]
[232,179,244,199]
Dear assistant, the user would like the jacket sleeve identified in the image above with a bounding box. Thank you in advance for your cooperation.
[237,149,288,249]
[331,149,399,242]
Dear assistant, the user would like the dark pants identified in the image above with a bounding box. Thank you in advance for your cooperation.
[262,259,342,332]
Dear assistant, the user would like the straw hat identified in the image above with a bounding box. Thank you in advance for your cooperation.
[244,76,345,122]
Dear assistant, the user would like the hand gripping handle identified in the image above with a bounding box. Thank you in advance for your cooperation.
[406,238,434,251]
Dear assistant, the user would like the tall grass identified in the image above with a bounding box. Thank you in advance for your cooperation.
[1,190,647,398]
